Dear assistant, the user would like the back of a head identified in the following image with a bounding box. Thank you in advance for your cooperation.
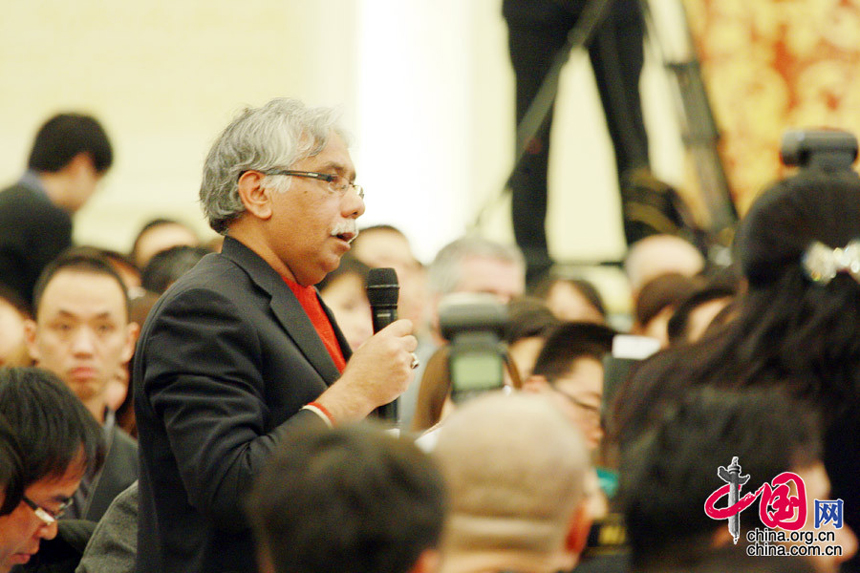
[247,422,446,573]
[731,168,860,406]
[624,234,705,297]
[618,386,821,570]
[141,245,213,295]
[0,367,104,487]
[27,113,113,173]
[433,392,589,556]
[737,169,860,289]
[0,415,23,516]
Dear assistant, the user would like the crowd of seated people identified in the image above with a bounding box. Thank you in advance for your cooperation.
[2,104,859,573]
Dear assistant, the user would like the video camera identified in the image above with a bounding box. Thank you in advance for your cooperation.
[438,293,509,405]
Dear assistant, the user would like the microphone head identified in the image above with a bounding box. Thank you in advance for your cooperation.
[366,267,399,307]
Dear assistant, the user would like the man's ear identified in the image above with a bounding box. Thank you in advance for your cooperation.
[121,322,141,364]
[565,502,593,562]
[23,319,40,363]
[523,374,550,394]
[237,170,274,221]
[407,548,442,573]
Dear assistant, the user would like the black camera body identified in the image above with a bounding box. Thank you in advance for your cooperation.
[438,293,509,405]
[780,129,858,171]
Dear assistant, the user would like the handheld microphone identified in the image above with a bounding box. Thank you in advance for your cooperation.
[366,267,400,422]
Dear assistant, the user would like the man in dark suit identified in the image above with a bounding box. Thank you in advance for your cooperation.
[133,97,419,573]
[24,252,139,524]
[0,114,113,308]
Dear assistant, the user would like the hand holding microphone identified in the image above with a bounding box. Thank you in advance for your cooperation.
[366,268,419,422]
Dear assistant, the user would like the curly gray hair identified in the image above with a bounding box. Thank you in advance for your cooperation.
[199,98,344,234]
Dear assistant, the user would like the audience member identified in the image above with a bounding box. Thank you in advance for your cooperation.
[133,97,417,573]
[525,322,614,452]
[140,245,212,295]
[402,235,526,429]
[630,272,702,347]
[247,422,446,573]
[433,392,591,573]
[351,224,428,333]
[665,279,738,346]
[0,367,104,573]
[316,253,374,351]
[612,168,860,571]
[0,287,33,368]
[618,386,856,573]
[623,234,705,302]
[129,218,200,270]
[410,343,522,436]
[24,252,139,522]
[0,113,113,307]
[529,271,607,324]
[523,321,615,518]
[504,296,561,383]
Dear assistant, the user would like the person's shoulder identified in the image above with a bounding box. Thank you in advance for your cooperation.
[113,427,138,452]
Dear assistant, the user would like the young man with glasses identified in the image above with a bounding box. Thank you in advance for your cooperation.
[134,97,418,573]
[0,367,103,572]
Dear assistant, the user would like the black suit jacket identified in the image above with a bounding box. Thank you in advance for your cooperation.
[133,236,350,573]
[0,180,72,306]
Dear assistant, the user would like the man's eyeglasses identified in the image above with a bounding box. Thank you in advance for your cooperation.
[22,495,73,526]
[242,169,364,200]
[552,387,602,425]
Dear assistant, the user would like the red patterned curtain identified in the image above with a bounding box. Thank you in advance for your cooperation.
[686,0,860,214]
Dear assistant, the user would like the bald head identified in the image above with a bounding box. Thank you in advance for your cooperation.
[433,393,589,561]
[624,234,705,297]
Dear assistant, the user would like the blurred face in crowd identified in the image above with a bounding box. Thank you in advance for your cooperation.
[0,456,84,571]
[351,229,427,327]
[0,299,30,367]
[545,281,604,324]
[547,357,605,452]
[134,222,200,269]
[26,269,136,421]
[457,255,525,304]
[319,272,373,351]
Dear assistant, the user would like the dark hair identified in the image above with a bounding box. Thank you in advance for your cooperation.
[32,248,131,319]
[247,422,446,573]
[130,218,199,265]
[616,169,860,441]
[504,296,561,345]
[27,113,113,173]
[634,272,703,328]
[0,414,24,515]
[0,367,104,486]
[619,386,822,569]
[666,282,737,346]
[0,283,32,319]
[316,253,371,294]
[529,272,607,318]
[531,321,615,382]
[141,245,212,295]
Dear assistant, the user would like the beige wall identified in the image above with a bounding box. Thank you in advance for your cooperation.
[0,0,684,271]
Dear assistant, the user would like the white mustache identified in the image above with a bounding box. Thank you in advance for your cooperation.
[331,222,359,244]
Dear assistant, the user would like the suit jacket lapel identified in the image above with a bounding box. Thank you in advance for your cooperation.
[220,237,343,385]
